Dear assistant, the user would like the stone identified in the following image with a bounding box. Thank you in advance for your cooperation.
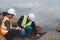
[56,24,60,32]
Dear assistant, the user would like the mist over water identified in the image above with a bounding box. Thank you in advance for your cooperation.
[0,0,60,31]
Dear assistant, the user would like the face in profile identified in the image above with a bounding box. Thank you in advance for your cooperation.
[10,14,14,18]
[28,16,31,21]
[8,14,14,18]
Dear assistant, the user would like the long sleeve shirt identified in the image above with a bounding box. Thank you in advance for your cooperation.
[5,20,18,31]
[5,20,11,31]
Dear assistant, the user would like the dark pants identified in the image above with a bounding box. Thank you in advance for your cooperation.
[19,26,32,37]
[4,26,32,40]
[4,30,19,40]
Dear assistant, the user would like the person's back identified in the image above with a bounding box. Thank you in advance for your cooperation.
[0,12,8,25]
[0,12,8,35]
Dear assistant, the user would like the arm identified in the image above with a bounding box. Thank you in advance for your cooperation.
[5,20,11,31]
[17,16,24,29]
[31,21,37,34]
[5,20,19,31]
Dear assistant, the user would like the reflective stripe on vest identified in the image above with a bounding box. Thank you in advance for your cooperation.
[22,15,27,26]
[22,15,32,28]
[24,21,32,28]
[1,16,12,36]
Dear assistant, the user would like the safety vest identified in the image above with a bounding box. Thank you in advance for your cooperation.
[21,15,32,28]
[1,16,12,36]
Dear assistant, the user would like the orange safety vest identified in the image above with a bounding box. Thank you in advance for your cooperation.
[1,16,12,36]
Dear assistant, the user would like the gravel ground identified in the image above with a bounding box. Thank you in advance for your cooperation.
[0,31,60,40]
[37,31,60,40]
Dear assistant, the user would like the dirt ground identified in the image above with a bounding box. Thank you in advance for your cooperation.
[37,31,60,40]
[0,31,60,40]
[0,35,6,40]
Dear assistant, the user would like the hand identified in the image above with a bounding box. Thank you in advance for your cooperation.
[16,27,19,30]
[21,29,25,32]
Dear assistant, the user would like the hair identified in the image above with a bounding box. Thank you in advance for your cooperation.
[3,12,9,16]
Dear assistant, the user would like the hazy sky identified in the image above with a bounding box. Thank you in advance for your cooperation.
[0,0,60,31]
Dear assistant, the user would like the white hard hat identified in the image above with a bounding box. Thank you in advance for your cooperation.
[28,13,35,21]
[8,8,16,15]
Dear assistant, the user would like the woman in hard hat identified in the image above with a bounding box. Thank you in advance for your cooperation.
[17,13,40,39]
[1,8,19,40]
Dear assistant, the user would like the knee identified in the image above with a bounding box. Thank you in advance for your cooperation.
[21,33,25,36]
[19,31,25,36]
[26,26,32,31]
